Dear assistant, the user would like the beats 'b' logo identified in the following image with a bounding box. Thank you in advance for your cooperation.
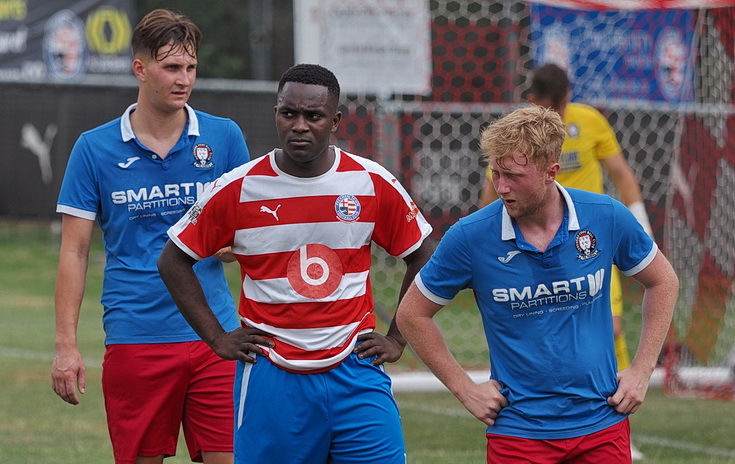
[287,243,343,299]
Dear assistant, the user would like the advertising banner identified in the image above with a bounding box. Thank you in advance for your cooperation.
[293,0,432,95]
[0,0,134,81]
[529,0,735,9]
[530,4,696,103]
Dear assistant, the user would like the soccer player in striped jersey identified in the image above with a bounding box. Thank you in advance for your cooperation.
[158,63,433,464]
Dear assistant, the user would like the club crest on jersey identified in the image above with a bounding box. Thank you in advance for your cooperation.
[335,194,361,222]
[192,143,214,168]
[575,230,600,260]
[567,123,580,138]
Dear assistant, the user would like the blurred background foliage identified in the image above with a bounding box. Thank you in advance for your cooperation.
[135,0,295,80]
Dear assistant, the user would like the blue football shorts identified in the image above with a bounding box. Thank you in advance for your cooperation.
[233,351,406,464]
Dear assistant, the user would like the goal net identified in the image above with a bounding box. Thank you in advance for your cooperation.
[334,1,735,395]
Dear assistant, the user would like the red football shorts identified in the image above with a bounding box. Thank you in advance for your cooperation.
[486,418,631,464]
[102,341,235,463]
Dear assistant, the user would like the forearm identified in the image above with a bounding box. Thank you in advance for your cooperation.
[604,154,643,207]
[389,242,434,346]
[159,242,274,364]
[611,169,653,232]
[54,250,88,350]
[631,254,679,374]
[54,215,95,350]
[175,285,226,347]
[407,315,476,397]
[616,177,644,207]
[158,241,226,346]
[397,285,473,395]
[604,160,653,236]
[632,286,676,374]
[384,317,406,348]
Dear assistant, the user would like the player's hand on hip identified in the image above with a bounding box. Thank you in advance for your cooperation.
[461,379,509,427]
[51,348,86,405]
[354,332,405,365]
[211,327,274,363]
[607,367,650,414]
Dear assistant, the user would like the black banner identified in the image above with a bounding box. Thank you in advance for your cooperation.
[0,0,134,81]
[0,80,280,219]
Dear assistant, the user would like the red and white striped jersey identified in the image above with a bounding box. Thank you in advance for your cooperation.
[168,147,432,372]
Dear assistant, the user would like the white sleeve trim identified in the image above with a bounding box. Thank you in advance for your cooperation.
[620,241,659,277]
[396,227,432,259]
[56,204,96,221]
[166,229,205,261]
[414,273,453,306]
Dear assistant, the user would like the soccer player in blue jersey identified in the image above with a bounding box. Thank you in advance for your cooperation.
[51,9,256,464]
[396,105,679,463]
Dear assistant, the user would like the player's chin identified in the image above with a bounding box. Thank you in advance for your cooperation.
[286,139,312,151]
[502,200,518,211]
[169,93,190,105]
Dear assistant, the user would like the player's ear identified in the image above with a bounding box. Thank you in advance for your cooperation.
[546,162,560,183]
[132,57,145,80]
[331,110,342,133]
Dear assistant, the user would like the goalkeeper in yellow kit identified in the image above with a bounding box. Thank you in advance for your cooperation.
[480,63,653,460]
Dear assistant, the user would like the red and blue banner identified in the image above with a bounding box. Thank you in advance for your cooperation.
[530,4,696,103]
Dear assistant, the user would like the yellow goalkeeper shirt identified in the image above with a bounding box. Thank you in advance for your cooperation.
[555,102,621,193]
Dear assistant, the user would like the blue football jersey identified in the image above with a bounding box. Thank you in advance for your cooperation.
[417,184,656,439]
[57,104,249,344]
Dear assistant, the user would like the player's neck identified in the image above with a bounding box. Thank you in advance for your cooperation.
[516,187,564,252]
[130,102,188,158]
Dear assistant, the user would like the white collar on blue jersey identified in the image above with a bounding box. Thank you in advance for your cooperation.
[500,181,581,241]
[119,103,200,142]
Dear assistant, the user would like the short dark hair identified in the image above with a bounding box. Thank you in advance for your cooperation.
[529,63,571,109]
[278,64,340,103]
[131,9,201,61]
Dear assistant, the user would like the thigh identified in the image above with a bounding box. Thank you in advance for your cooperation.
[327,353,406,464]
[103,344,188,463]
[487,434,567,464]
[486,419,631,464]
[181,341,236,461]
[234,356,330,464]
[567,418,631,464]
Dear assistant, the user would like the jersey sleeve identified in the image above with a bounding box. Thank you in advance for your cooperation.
[369,166,432,258]
[167,167,245,260]
[416,220,473,306]
[225,119,251,169]
[611,198,657,276]
[56,135,99,220]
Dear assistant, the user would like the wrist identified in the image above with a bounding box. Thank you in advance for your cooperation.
[628,201,653,237]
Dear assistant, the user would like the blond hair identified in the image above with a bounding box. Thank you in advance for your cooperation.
[480,105,565,170]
